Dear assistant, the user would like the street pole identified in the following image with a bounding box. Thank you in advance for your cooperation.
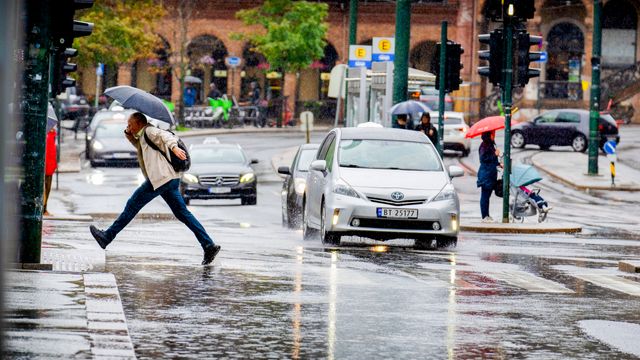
[20,0,52,263]
[588,0,602,175]
[349,0,358,46]
[392,0,411,128]
[501,15,514,223]
[437,22,447,157]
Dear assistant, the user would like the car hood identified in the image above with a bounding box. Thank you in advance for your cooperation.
[339,168,448,191]
[188,163,252,175]
[97,138,134,152]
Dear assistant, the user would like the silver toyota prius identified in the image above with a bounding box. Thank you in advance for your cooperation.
[302,126,464,249]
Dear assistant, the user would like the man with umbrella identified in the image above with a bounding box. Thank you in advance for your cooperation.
[89,86,221,265]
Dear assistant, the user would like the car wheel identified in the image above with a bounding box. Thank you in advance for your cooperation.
[302,198,316,240]
[571,134,587,152]
[414,238,433,250]
[320,201,340,246]
[436,236,457,249]
[539,144,551,151]
[511,131,526,149]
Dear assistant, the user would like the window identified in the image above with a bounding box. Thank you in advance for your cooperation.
[557,112,581,123]
[325,139,336,172]
[317,133,335,160]
[536,112,558,124]
[296,149,317,172]
[338,139,442,171]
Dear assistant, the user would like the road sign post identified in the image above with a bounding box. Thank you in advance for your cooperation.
[392,0,411,128]
[589,0,603,175]
[437,22,447,157]
[501,14,514,224]
[300,111,314,144]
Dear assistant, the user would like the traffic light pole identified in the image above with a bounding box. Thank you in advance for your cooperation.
[437,22,447,157]
[501,18,514,223]
[588,0,602,175]
[20,0,52,263]
[392,0,411,127]
[349,0,358,46]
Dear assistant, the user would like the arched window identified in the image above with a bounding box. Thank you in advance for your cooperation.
[603,0,638,66]
[132,37,172,99]
[187,35,228,103]
[410,41,438,74]
[241,44,268,100]
[545,22,584,99]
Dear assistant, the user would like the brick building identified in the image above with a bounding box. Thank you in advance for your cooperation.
[78,0,640,123]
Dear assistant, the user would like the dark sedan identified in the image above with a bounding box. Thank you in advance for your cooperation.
[179,144,258,206]
[511,109,619,152]
[87,120,138,167]
[277,144,319,228]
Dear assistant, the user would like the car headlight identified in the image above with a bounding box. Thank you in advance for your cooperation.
[182,173,198,184]
[294,177,306,195]
[433,188,456,201]
[92,141,103,151]
[240,173,255,183]
[333,180,359,198]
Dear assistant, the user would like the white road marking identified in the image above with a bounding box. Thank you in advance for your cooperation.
[573,274,640,296]
[486,270,574,293]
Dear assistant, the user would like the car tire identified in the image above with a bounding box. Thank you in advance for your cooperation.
[241,196,257,205]
[320,201,340,246]
[414,238,433,250]
[539,144,551,151]
[90,160,98,168]
[511,131,526,149]
[302,198,316,240]
[437,236,457,249]
[571,134,587,152]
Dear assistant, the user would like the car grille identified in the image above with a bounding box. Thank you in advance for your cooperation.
[355,218,436,230]
[199,175,239,186]
[367,196,427,206]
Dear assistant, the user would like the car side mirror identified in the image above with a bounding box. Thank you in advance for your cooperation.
[251,158,259,164]
[310,160,327,172]
[277,166,291,175]
[448,165,464,178]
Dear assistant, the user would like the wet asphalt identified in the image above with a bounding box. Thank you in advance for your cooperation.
[45,130,640,359]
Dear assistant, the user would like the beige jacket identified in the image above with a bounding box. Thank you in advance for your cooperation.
[132,125,180,190]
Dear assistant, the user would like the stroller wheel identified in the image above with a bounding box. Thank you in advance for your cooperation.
[538,211,548,223]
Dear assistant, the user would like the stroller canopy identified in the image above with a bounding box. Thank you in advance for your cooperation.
[511,164,543,187]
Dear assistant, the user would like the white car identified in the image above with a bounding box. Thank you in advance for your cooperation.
[303,127,464,249]
[429,111,471,157]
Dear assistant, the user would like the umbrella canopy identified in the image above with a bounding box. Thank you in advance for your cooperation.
[389,100,431,115]
[184,75,202,84]
[47,102,58,132]
[104,86,175,124]
[465,115,517,138]
[511,164,543,187]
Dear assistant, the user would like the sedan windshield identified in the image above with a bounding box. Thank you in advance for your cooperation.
[339,139,442,171]
[296,149,317,172]
[95,123,126,138]
[190,147,246,164]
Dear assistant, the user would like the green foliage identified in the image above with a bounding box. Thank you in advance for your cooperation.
[235,0,329,73]
[74,0,166,67]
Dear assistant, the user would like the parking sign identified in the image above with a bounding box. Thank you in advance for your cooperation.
[348,45,372,69]
[372,37,395,62]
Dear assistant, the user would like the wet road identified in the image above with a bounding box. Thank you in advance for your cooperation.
[49,130,640,359]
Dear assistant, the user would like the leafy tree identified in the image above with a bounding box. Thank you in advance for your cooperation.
[236,0,328,126]
[74,0,166,67]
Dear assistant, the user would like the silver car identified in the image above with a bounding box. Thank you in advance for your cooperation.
[303,127,464,249]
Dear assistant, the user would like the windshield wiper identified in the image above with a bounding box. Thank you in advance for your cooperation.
[340,163,363,168]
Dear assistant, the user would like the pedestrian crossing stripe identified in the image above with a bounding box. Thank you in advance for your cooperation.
[572,274,640,297]
[485,270,574,294]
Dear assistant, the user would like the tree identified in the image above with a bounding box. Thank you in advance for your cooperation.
[168,0,196,126]
[74,0,166,67]
[236,0,329,126]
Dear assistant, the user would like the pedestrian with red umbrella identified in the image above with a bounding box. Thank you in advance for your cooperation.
[43,128,57,216]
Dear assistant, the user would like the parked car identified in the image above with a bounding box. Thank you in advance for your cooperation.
[87,119,138,167]
[511,109,620,152]
[278,144,320,228]
[85,109,134,155]
[429,111,471,157]
[408,86,453,112]
[179,144,258,205]
[303,127,464,249]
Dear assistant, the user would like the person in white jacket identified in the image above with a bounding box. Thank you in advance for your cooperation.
[89,112,221,265]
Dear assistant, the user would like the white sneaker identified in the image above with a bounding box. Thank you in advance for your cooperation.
[482,216,495,223]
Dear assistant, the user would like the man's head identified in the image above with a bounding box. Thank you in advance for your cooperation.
[210,83,216,90]
[127,112,148,134]
[420,112,431,125]
[397,114,407,126]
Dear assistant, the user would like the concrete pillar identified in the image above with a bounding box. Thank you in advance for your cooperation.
[117,64,132,86]
[284,72,298,116]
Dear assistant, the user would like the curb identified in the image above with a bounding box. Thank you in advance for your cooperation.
[88,212,174,221]
[531,153,640,192]
[44,214,93,222]
[179,126,331,138]
[619,260,640,273]
[461,222,582,234]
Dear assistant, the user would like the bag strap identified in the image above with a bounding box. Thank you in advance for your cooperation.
[143,127,172,164]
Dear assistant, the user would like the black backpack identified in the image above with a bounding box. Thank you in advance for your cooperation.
[143,128,191,172]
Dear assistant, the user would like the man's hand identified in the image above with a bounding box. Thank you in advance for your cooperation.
[172,146,187,160]
[124,129,135,144]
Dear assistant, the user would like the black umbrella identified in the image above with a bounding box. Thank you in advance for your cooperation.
[104,86,175,124]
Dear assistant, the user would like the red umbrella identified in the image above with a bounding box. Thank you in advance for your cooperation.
[465,116,517,138]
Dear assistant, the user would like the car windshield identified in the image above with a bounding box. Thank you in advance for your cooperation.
[339,139,442,171]
[90,112,129,129]
[296,149,317,172]
[190,147,246,164]
[431,116,464,125]
[95,123,126,138]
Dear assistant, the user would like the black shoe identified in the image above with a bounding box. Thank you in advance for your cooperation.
[202,245,221,265]
[90,225,111,249]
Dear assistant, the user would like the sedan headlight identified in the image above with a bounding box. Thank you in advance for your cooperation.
[182,173,198,184]
[433,188,456,201]
[240,173,255,183]
[92,141,103,151]
[333,180,359,198]
[294,177,306,195]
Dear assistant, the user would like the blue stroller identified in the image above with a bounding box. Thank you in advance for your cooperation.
[509,164,550,223]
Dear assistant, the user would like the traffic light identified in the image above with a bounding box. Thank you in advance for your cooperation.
[478,29,504,87]
[435,41,464,93]
[51,48,79,96]
[513,31,541,87]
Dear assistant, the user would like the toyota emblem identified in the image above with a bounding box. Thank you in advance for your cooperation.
[391,191,404,201]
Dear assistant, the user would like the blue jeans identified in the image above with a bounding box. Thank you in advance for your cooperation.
[480,186,493,218]
[105,179,215,250]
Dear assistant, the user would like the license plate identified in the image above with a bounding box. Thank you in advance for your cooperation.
[209,187,231,194]
[112,153,132,159]
[377,208,418,219]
